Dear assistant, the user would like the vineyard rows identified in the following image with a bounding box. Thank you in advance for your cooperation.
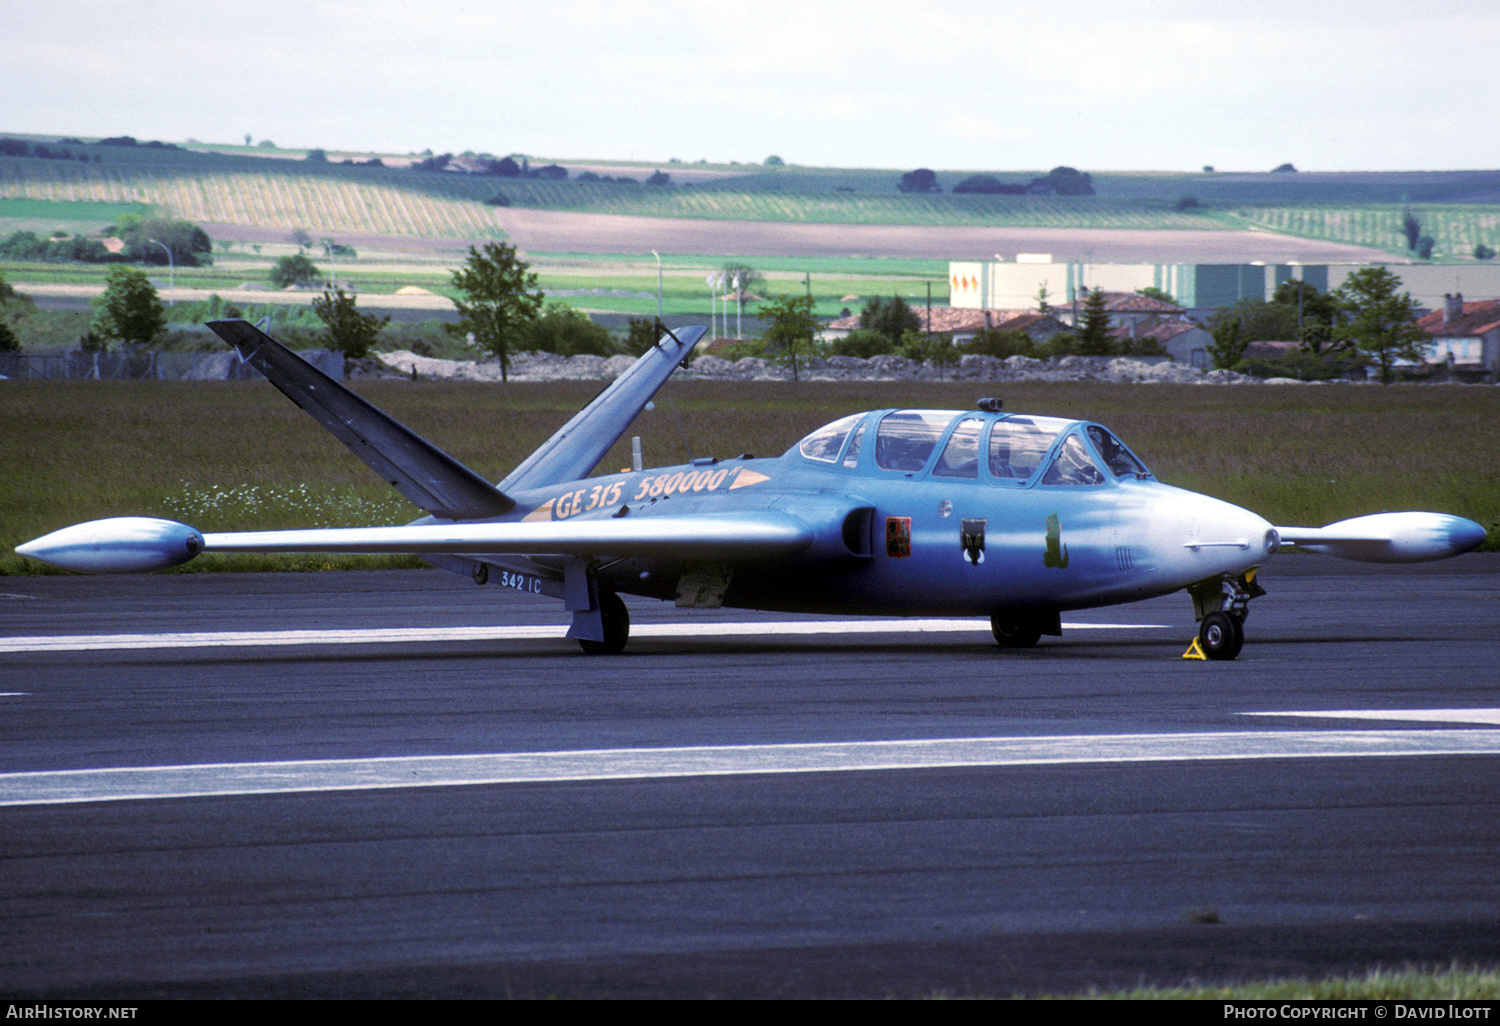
[0,158,1234,237]
[7,158,1499,256]
[1231,204,1500,260]
[0,160,511,239]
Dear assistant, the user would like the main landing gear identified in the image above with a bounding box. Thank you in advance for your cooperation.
[577,590,630,655]
[1185,570,1263,661]
[990,610,1061,650]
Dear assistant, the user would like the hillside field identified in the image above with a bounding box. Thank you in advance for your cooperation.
[5,142,1500,262]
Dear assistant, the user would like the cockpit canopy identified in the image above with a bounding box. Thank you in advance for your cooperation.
[794,409,1151,486]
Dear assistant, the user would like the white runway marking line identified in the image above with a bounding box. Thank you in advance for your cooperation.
[4,728,1499,807]
[1244,708,1500,726]
[0,619,1170,653]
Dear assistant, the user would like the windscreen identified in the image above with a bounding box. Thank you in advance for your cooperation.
[988,417,1070,482]
[797,413,864,463]
[1086,425,1150,478]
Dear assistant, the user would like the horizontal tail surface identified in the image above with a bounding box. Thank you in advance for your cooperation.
[501,325,706,492]
[206,320,513,520]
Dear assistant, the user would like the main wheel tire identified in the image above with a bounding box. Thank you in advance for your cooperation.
[991,614,1042,649]
[1197,610,1244,661]
[577,590,630,655]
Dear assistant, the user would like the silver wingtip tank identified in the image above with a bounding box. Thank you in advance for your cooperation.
[16,517,205,573]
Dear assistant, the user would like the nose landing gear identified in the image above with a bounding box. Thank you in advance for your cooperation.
[1185,570,1263,661]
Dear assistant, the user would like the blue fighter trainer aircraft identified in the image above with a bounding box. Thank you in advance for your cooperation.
[18,320,1486,660]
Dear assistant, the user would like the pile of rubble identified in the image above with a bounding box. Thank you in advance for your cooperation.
[375,349,1263,385]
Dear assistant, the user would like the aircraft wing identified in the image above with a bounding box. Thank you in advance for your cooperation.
[1274,512,1486,563]
[16,512,814,574]
[206,319,514,520]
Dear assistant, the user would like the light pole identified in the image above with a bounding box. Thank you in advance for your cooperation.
[322,238,337,291]
[651,250,662,320]
[148,239,173,305]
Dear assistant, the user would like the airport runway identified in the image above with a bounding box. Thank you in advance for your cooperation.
[1,556,1498,998]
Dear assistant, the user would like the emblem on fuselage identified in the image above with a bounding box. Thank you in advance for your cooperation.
[1043,513,1070,569]
[885,516,911,558]
[960,518,986,565]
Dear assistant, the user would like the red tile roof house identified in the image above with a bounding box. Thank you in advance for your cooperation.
[1053,291,1186,329]
[1415,294,1500,382]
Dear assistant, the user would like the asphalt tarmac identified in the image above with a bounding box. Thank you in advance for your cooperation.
[1,555,1498,998]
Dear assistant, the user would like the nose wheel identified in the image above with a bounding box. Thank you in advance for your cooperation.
[1196,610,1244,661]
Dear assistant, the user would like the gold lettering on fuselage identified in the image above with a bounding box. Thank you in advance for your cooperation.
[540,466,767,522]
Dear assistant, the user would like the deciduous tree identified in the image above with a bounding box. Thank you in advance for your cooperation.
[1332,267,1430,384]
[448,242,544,382]
[269,253,322,288]
[92,265,164,347]
[1401,208,1423,251]
[859,295,920,343]
[624,317,659,356]
[759,293,819,381]
[519,301,615,357]
[1207,316,1248,370]
[313,288,390,360]
[897,168,939,193]
[1271,279,1340,351]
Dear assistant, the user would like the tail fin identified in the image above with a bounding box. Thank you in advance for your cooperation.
[206,319,514,520]
[500,325,706,492]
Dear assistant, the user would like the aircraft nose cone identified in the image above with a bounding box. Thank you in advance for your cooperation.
[1178,497,1275,572]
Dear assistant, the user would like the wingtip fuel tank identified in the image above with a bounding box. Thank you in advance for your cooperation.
[15,517,205,574]
[1276,512,1487,563]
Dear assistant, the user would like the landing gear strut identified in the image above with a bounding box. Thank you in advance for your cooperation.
[1186,570,1263,661]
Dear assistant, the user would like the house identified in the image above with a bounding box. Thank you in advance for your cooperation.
[1416,294,1500,381]
[1108,321,1215,366]
[1054,291,1186,329]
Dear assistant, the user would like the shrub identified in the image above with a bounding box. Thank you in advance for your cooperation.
[827,329,897,359]
[517,302,617,357]
[962,327,1036,359]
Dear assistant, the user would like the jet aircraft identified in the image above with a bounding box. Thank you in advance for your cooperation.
[17,320,1487,660]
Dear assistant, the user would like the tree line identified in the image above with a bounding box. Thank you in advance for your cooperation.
[1207,269,1431,383]
[0,216,213,267]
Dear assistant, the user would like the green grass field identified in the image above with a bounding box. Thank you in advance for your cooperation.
[3,379,1495,574]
